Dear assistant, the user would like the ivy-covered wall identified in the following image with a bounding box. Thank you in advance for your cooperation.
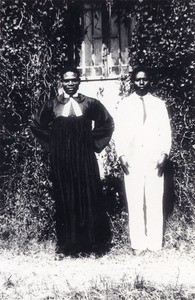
[0,0,194,245]
[0,0,83,244]
[126,0,195,221]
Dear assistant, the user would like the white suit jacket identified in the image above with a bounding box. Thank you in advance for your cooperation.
[114,92,172,168]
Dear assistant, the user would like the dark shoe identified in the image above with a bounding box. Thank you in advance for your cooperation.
[132,249,145,256]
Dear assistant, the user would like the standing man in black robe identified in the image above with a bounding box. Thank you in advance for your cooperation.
[31,66,114,257]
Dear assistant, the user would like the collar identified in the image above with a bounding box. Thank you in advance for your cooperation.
[63,91,79,99]
[57,91,80,104]
[134,92,151,100]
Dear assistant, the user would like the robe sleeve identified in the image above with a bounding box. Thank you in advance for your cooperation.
[30,99,54,152]
[91,99,115,153]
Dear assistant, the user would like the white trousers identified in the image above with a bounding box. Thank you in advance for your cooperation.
[124,165,164,251]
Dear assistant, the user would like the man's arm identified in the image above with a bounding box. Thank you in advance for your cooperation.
[157,101,172,176]
[91,99,115,153]
[30,99,54,152]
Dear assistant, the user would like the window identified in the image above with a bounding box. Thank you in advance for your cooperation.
[78,1,132,79]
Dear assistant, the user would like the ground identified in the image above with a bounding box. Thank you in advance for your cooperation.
[0,241,195,300]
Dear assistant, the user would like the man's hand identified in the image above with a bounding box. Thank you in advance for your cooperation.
[119,155,130,175]
[157,153,168,177]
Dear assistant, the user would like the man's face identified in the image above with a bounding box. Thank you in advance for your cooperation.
[62,71,80,96]
[134,71,150,96]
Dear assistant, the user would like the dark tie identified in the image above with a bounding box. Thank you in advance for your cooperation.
[140,96,146,123]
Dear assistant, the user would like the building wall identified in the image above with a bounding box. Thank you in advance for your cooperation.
[79,78,123,178]
[79,78,121,116]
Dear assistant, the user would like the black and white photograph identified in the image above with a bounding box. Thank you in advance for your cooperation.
[0,0,194,299]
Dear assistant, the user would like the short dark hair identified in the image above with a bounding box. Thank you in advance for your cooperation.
[60,64,81,80]
[131,66,151,82]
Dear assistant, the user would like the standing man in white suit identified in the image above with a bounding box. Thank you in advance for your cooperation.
[114,66,172,254]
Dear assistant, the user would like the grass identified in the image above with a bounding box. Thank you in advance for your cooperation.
[0,214,195,300]
[0,243,195,299]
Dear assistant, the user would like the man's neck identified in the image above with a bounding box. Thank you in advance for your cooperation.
[136,91,148,97]
[63,91,79,98]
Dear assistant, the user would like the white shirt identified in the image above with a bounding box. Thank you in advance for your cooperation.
[114,92,172,167]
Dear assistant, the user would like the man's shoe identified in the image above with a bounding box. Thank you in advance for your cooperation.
[132,249,145,256]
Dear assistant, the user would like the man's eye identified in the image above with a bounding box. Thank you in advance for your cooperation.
[136,79,148,82]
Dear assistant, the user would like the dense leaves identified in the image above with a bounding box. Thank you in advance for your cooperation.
[112,0,195,221]
[0,0,83,243]
[128,0,195,221]
[0,0,194,245]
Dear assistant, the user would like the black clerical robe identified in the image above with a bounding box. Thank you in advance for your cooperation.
[31,93,114,254]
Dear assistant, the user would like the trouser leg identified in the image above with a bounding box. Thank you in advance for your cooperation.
[124,170,147,250]
[145,168,164,250]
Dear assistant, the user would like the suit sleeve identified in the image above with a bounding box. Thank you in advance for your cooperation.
[158,101,172,156]
[91,99,115,153]
[30,99,54,152]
